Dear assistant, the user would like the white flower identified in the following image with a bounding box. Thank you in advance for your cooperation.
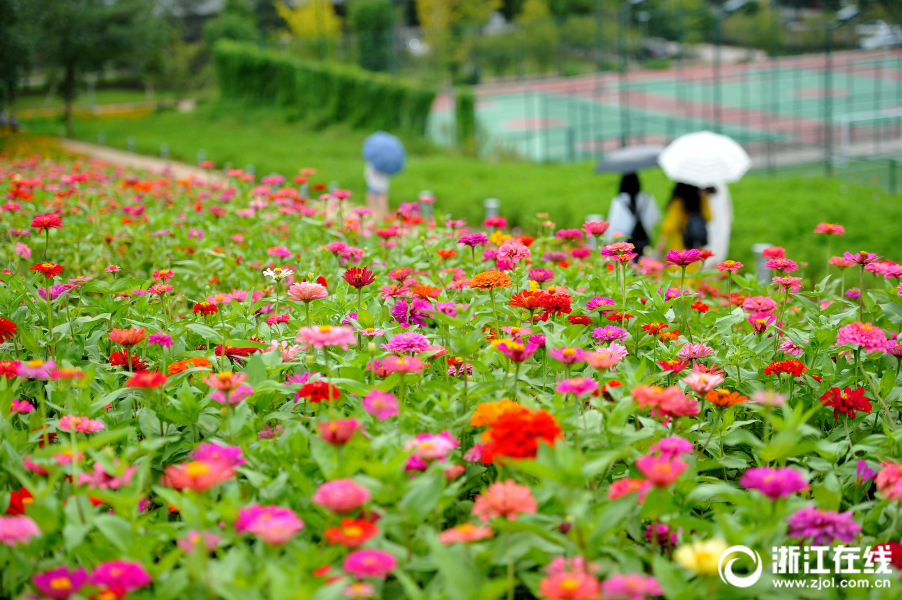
[263,267,294,281]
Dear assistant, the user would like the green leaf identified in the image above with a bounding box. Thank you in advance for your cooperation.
[93,514,133,552]
[398,471,444,523]
[185,323,221,340]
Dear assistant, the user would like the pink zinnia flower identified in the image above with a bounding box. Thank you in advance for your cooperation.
[836,322,887,353]
[439,523,495,544]
[78,461,138,489]
[600,574,664,600]
[772,276,803,292]
[583,221,610,236]
[312,479,372,513]
[556,377,599,397]
[682,371,724,394]
[362,390,399,420]
[89,560,151,592]
[406,430,458,463]
[203,371,248,392]
[497,240,531,264]
[762,246,785,259]
[765,257,799,272]
[780,338,804,356]
[472,480,537,521]
[875,462,902,501]
[381,355,424,374]
[814,223,845,235]
[496,340,539,362]
[177,530,222,553]
[381,332,430,354]
[148,332,173,348]
[649,436,694,457]
[742,297,777,315]
[343,549,397,580]
[235,504,304,545]
[58,415,105,434]
[10,398,34,413]
[740,466,808,500]
[295,325,355,350]
[539,571,600,600]
[843,250,881,265]
[15,243,30,259]
[190,442,246,467]
[635,454,688,487]
[716,260,743,274]
[266,245,293,258]
[677,342,714,360]
[608,478,652,502]
[287,282,328,302]
[748,311,775,332]
[211,384,253,405]
[318,419,362,445]
[585,343,628,370]
[0,515,40,546]
[549,347,586,364]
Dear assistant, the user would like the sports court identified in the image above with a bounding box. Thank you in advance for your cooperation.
[428,49,902,171]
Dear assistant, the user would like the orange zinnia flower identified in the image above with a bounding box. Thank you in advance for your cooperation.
[705,388,748,407]
[509,290,544,310]
[409,283,441,299]
[470,399,529,428]
[168,357,212,375]
[470,271,511,290]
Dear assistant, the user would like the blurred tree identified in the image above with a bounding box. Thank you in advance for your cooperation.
[348,0,395,72]
[276,0,342,39]
[255,0,284,38]
[0,0,33,108]
[26,0,160,137]
[204,0,260,46]
[416,0,500,82]
[517,0,550,22]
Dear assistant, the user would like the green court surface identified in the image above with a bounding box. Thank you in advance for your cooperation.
[428,53,902,165]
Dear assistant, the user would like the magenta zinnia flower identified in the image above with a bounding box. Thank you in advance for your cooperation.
[549,346,586,364]
[649,436,694,458]
[362,390,399,420]
[148,332,173,348]
[740,466,808,500]
[765,257,799,272]
[458,233,489,247]
[787,507,860,545]
[556,377,598,397]
[235,504,304,545]
[600,573,664,600]
[343,549,397,579]
[635,455,688,487]
[772,276,803,292]
[663,249,703,267]
[32,566,89,599]
[89,560,151,592]
[190,442,246,467]
[496,340,540,362]
[390,298,432,328]
[592,325,629,343]
[313,479,372,513]
[381,332,431,354]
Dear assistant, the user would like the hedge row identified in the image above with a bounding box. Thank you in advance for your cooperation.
[213,40,436,135]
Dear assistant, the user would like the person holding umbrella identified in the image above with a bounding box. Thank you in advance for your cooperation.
[362,131,406,221]
[655,182,712,260]
[595,145,663,258]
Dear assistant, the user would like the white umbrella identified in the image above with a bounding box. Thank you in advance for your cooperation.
[658,131,751,187]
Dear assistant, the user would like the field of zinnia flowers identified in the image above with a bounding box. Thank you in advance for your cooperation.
[1,154,902,600]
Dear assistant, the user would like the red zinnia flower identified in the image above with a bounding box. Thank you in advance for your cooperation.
[215,339,263,358]
[764,360,807,378]
[820,387,872,421]
[537,292,572,320]
[658,359,689,373]
[126,371,168,389]
[642,323,667,336]
[5,487,32,515]
[0,360,20,379]
[568,315,592,325]
[606,311,634,322]
[31,214,62,231]
[295,382,340,403]
[0,317,17,342]
[342,267,376,289]
[109,351,148,371]
[509,291,545,311]
[324,518,379,548]
[193,302,218,316]
[481,406,562,464]
[30,262,63,279]
[690,301,710,313]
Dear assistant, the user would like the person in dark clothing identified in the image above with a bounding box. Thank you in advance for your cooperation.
[605,172,660,258]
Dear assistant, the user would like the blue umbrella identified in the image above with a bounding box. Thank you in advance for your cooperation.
[362,131,406,176]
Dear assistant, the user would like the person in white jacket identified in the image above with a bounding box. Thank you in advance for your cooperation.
[605,172,660,258]
[702,183,733,269]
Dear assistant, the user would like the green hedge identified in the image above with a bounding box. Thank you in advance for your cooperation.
[213,40,436,135]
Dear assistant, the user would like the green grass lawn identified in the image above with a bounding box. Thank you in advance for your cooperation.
[22,103,902,281]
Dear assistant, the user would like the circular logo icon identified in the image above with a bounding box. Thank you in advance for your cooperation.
[718,545,763,588]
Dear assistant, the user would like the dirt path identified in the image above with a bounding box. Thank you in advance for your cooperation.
[62,139,223,182]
